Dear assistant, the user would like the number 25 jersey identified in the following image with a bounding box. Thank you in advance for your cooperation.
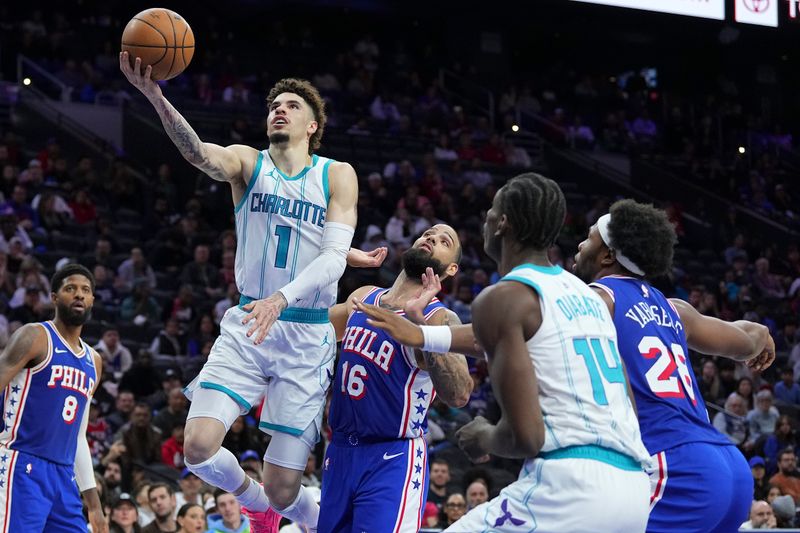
[591,276,731,453]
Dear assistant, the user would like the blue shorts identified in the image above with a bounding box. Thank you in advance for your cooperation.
[318,436,428,533]
[647,442,751,533]
[0,446,85,533]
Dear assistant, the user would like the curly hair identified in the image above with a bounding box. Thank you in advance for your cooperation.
[266,78,327,154]
[51,263,94,293]
[498,173,566,250]
[607,199,677,279]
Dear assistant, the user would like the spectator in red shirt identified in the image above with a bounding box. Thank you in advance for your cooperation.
[479,133,507,166]
[161,423,185,470]
[69,188,97,225]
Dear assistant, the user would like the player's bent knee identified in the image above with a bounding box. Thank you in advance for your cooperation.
[184,418,226,463]
[264,476,301,510]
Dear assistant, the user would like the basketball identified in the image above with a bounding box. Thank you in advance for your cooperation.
[121,8,194,81]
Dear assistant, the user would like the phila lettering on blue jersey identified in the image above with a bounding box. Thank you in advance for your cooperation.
[329,288,446,442]
[591,276,730,453]
[0,322,96,465]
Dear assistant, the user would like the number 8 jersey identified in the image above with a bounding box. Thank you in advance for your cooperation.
[591,276,731,452]
[0,321,96,465]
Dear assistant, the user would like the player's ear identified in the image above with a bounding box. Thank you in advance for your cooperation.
[444,263,459,278]
[601,247,617,268]
[495,214,509,237]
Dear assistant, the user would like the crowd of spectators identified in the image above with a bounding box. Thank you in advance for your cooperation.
[1,3,800,531]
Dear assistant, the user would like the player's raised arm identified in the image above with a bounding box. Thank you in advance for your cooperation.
[355,300,482,357]
[416,309,472,408]
[119,52,256,184]
[0,324,46,391]
[242,162,357,344]
[456,283,545,461]
[669,298,775,371]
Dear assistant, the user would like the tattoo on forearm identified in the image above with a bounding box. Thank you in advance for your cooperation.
[423,313,472,406]
[154,99,217,176]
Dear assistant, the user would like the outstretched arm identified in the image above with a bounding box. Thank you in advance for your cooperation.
[670,298,774,371]
[456,283,544,461]
[416,310,472,408]
[119,52,255,185]
[242,162,358,344]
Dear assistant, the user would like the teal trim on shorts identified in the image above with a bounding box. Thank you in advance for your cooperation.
[538,445,642,472]
[199,382,252,411]
[234,151,264,214]
[510,263,563,275]
[239,295,329,323]
[259,421,303,436]
[322,158,334,205]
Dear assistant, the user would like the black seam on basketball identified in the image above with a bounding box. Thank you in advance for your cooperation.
[132,17,168,45]
[130,17,168,65]
[121,43,194,48]
[165,9,178,79]
[181,24,189,68]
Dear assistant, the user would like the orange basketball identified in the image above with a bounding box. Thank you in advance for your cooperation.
[121,8,194,81]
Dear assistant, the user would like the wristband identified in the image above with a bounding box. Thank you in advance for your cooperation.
[421,325,452,353]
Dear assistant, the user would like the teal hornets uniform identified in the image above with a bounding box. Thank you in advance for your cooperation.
[185,150,337,444]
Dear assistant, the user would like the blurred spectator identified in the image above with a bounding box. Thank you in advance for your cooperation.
[385,207,414,246]
[724,234,749,265]
[149,317,185,357]
[428,458,452,509]
[187,314,218,357]
[699,360,724,405]
[134,482,155,527]
[567,116,596,150]
[769,449,800,505]
[35,190,72,233]
[441,493,467,529]
[93,264,119,308]
[206,490,249,533]
[176,503,206,533]
[222,416,264,459]
[422,501,440,529]
[750,456,770,501]
[434,134,458,161]
[103,459,124,501]
[480,134,507,166]
[147,369,183,412]
[412,203,445,237]
[109,492,141,533]
[0,212,34,254]
[172,470,203,511]
[774,368,800,406]
[119,403,163,485]
[84,237,116,272]
[88,398,111,462]
[119,353,161,400]
[466,480,489,510]
[462,159,493,191]
[180,244,221,299]
[68,188,97,225]
[120,281,162,325]
[736,377,755,411]
[153,387,188,437]
[107,391,136,435]
[713,392,748,447]
[764,416,799,474]
[214,283,238,325]
[95,328,133,378]
[748,390,780,446]
[117,248,157,294]
[170,284,198,331]
[504,139,533,168]
[142,484,177,533]
[772,494,796,528]
[740,500,776,529]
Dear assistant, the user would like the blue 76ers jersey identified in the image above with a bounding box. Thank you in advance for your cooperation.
[591,276,730,453]
[329,288,446,441]
[0,322,96,465]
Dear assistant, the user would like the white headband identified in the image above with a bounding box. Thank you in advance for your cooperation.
[597,213,645,276]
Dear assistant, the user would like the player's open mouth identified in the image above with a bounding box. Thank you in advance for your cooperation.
[272,118,288,126]
[72,303,85,310]
[420,243,431,252]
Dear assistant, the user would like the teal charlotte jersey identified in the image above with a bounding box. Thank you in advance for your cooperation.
[235,150,335,308]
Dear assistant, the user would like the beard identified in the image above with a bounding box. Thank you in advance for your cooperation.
[401,247,446,280]
[269,131,290,145]
[56,301,91,327]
